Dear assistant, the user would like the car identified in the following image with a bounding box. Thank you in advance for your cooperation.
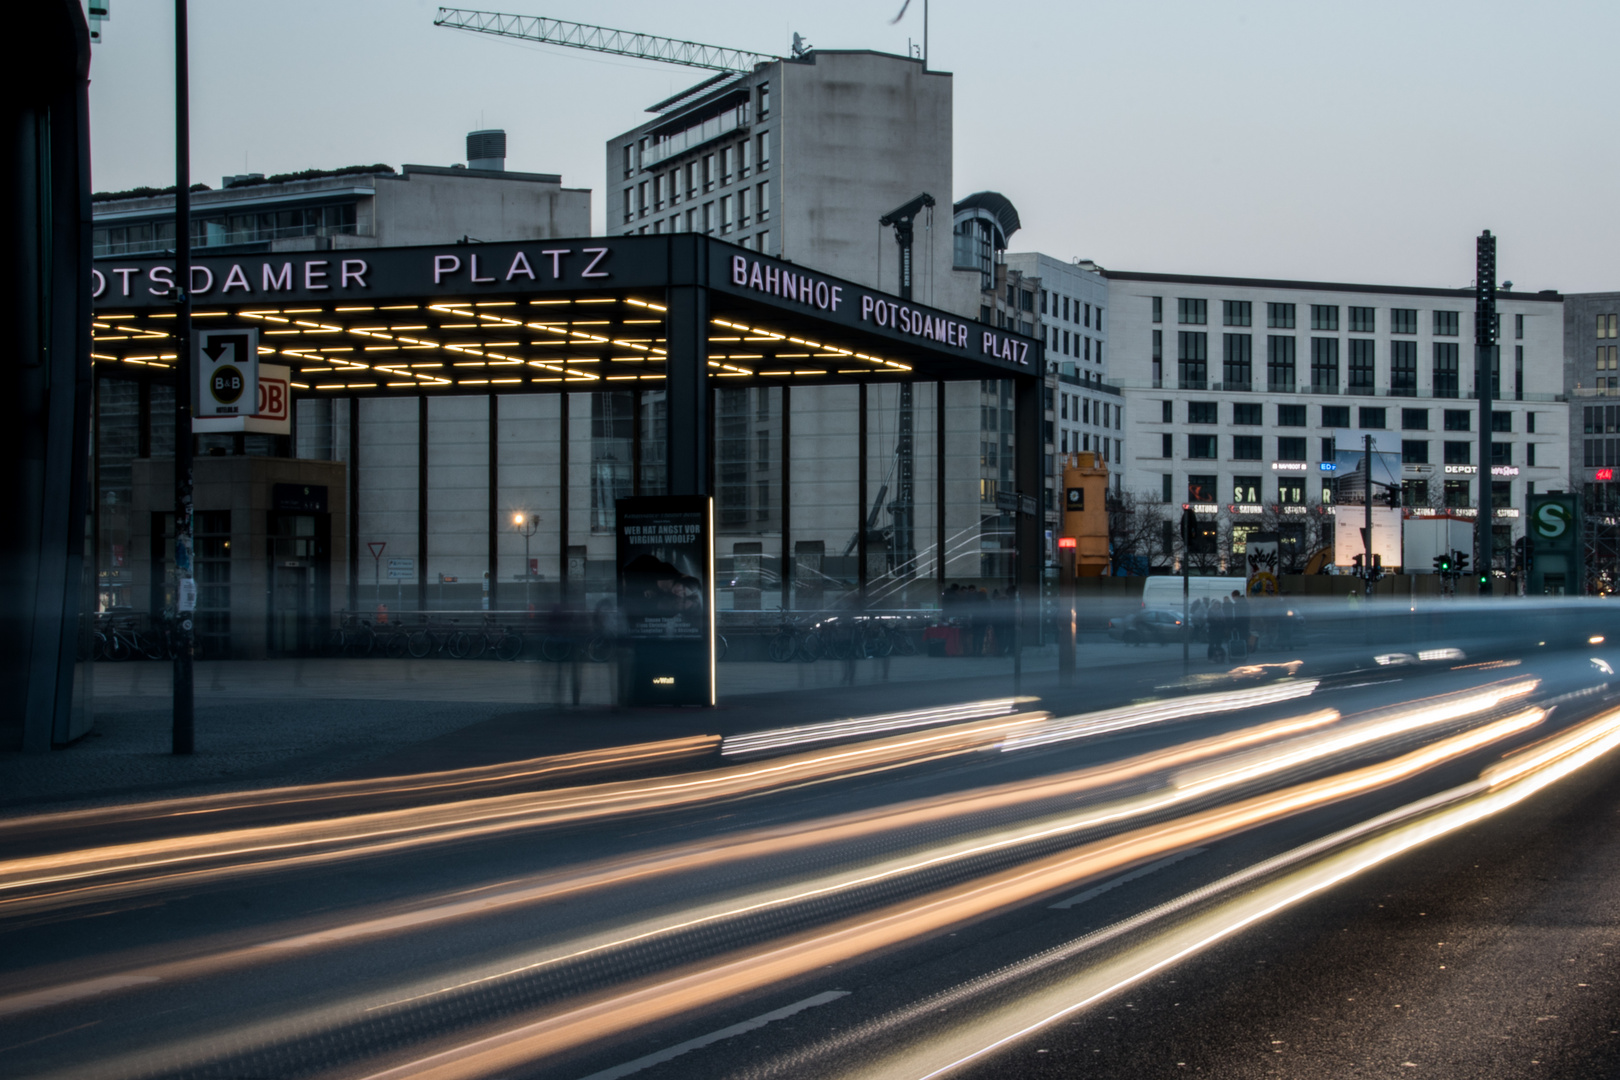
[1107,608,1188,645]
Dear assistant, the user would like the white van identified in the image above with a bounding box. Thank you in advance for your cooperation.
[1140,576,1247,613]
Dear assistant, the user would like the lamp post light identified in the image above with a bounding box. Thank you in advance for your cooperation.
[513,512,540,607]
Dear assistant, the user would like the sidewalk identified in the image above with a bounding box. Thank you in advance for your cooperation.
[84,649,1073,705]
[0,642,1201,817]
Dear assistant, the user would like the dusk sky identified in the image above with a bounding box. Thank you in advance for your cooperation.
[87,0,1619,292]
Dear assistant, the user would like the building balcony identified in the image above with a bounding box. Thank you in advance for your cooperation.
[643,106,748,170]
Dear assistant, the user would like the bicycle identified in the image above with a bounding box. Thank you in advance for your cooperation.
[768,616,822,662]
[327,613,375,658]
[487,620,525,661]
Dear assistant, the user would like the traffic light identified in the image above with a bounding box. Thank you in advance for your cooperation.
[1453,550,1470,574]
[1435,554,1453,574]
[1352,554,1364,575]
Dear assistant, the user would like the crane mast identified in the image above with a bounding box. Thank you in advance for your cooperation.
[433,8,777,74]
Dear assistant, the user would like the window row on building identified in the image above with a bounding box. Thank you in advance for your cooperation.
[1059,431,1119,462]
[1151,331,1528,399]
[93,202,361,257]
[1153,297,1528,340]
[1156,400,1536,433]
[1042,290,1102,330]
[1048,326,1102,364]
[1164,434,1533,466]
[622,132,772,225]
[1058,392,1120,428]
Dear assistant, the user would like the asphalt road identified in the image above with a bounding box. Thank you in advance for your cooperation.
[3,622,1619,1080]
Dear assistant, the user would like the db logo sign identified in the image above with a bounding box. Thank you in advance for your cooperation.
[256,377,288,420]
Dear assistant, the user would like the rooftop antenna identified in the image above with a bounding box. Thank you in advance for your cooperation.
[791,31,810,58]
[890,0,926,65]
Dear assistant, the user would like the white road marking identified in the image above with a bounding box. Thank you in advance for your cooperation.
[575,990,850,1080]
[1049,849,1207,910]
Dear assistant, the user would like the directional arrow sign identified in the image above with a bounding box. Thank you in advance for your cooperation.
[196,328,260,418]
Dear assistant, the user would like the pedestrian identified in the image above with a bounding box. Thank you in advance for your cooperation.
[972,587,991,655]
[1231,590,1251,656]
[1206,596,1228,661]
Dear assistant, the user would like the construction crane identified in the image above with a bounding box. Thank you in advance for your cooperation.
[434,8,779,74]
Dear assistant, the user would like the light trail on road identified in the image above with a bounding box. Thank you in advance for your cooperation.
[3,669,1595,1080]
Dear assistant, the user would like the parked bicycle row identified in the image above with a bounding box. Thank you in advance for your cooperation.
[765,615,921,663]
[325,613,735,663]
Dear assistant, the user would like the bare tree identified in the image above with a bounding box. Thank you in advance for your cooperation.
[1107,490,1170,575]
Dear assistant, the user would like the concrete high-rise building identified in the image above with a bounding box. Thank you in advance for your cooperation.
[604,50,966,310]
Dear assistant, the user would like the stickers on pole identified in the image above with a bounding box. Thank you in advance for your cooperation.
[196,328,260,417]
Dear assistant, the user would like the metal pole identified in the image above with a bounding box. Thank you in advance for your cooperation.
[172,0,195,755]
[1476,230,1497,596]
[1181,507,1191,672]
[1057,544,1074,686]
[1363,432,1374,599]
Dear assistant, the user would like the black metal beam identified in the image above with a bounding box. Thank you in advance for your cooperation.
[1015,375,1043,636]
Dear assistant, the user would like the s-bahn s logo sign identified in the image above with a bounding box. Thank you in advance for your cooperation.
[1529,494,1578,552]
[196,328,259,418]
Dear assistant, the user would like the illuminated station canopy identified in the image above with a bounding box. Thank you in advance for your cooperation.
[90,235,1041,394]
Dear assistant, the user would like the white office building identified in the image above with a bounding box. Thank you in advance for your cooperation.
[1104,272,1567,573]
[1005,252,1118,477]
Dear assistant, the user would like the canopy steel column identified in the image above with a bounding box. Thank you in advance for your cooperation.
[936,381,947,586]
[417,396,428,608]
[1015,375,1043,639]
[781,384,793,610]
[558,394,569,597]
[347,397,359,611]
[487,393,498,610]
[858,383,869,603]
[665,237,710,497]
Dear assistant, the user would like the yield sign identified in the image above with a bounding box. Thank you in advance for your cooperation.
[367,542,387,560]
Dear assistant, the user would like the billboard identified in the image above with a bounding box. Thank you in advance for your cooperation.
[1245,534,1280,596]
[1334,507,1403,568]
[1331,443,1401,503]
[616,495,715,706]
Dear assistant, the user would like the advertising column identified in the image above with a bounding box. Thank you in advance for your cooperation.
[616,495,715,705]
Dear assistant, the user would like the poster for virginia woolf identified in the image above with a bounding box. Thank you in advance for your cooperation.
[616,496,714,705]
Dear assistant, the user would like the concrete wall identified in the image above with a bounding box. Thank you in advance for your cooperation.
[365,169,590,247]
[779,52,954,303]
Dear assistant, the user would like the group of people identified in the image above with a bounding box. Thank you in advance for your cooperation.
[1190,590,1252,662]
[941,583,1020,656]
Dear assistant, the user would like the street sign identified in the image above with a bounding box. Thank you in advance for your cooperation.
[1018,494,1039,518]
[196,328,259,418]
[995,490,1018,513]
[368,542,387,560]
[387,558,415,570]
[386,568,414,580]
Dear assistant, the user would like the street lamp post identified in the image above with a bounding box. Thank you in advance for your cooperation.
[513,512,540,608]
